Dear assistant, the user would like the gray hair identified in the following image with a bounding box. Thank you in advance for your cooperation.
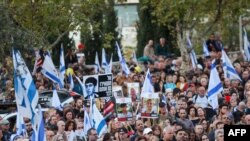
[215,129,224,139]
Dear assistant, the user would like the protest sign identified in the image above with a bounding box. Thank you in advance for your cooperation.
[116,97,133,121]
[141,93,159,118]
[113,86,123,98]
[83,74,112,99]
[127,83,140,102]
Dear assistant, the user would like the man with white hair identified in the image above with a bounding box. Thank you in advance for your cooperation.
[162,126,174,141]
[52,120,67,141]
[214,129,224,141]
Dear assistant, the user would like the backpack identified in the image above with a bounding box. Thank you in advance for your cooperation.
[193,94,208,103]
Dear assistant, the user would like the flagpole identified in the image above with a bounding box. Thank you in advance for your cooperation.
[239,15,243,53]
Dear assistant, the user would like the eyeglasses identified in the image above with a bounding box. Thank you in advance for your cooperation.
[78,127,84,129]
[218,135,224,137]
[90,133,98,136]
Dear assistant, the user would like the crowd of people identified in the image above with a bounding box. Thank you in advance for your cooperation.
[0,35,250,141]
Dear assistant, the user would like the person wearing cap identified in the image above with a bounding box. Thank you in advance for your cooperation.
[84,77,98,100]
[117,128,129,141]
[0,119,11,141]
[118,103,132,118]
[142,128,153,140]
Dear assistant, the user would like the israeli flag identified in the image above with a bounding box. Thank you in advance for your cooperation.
[141,69,154,97]
[89,98,107,137]
[243,28,250,61]
[75,75,86,96]
[37,105,46,141]
[221,50,241,81]
[207,60,223,109]
[187,36,198,69]
[68,73,74,91]
[13,49,38,124]
[59,44,65,87]
[107,53,113,74]
[116,42,130,76]
[94,52,100,74]
[52,89,63,111]
[203,41,210,57]
[83,110,92,135]
[16,113,26,136]
[32,105,46,141]
[102,48,108,70]
[132,51,138,64]
[41,55,63,88]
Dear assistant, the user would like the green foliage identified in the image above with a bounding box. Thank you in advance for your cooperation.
[149,0,250,50]
[0,0,118,63]
[137,0,175,57]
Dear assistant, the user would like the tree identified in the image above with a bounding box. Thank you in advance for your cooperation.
[0,0,118,64]
[146,0,250,72]
[137,0,177,57]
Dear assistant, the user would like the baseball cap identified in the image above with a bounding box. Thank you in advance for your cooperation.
[143,128,152,135]
[0,119,9,125]
[118,128,128,133]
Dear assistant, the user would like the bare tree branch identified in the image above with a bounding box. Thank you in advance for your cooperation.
[201,0,223,36]
[48,30,69,49]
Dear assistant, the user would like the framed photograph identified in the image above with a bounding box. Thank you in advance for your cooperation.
[83,74,112,99]
[116,98,133,121]
[113,86,123,98]
[127,83,140,102]
[141,93,159,118]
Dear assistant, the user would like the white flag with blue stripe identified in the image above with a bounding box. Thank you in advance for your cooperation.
[83,110,92,135]
[89,98,107,137]
[107,53,113,74]
[52,89,63,110]
[132,51,138,64]
[13,49,38,124]
[102,48,108,70]
[141,69,154,97]
[32,105,46,141]
[16,113,26,136]
[68,73,74,91]
[116,42,130,76]
[221,50,241,81]
[37,105,46,141]
[41,55,63,88]
[75,75,86,96]
[207,60,223,109]
[243,28,250,61]
[203,41,210,57]
[187,36,198,69]
[59,44,65,87]
[94,52,100,74]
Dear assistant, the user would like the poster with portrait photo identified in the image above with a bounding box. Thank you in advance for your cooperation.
[141,93,159,118]
[83,74,113,99]
[116,98,133,121]
[127,83,140,102]
[113,86,123,98]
